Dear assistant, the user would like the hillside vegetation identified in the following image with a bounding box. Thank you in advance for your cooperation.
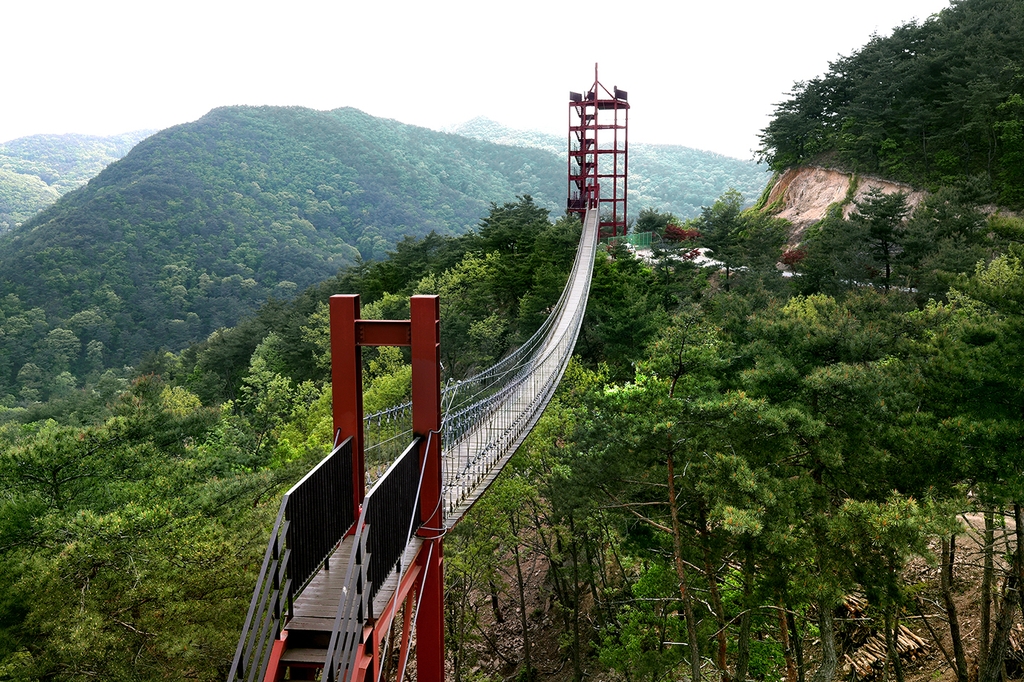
[4,2,1024,676]
[1,178,1022,680]
[758,0,1024,206]
[0,198,583,677]
[0,106,772,407]
[448,117,769,217]
[0,106,569,404]
[0,131,152,232]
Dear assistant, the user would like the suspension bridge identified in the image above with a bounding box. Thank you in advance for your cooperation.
[229,68,627,682]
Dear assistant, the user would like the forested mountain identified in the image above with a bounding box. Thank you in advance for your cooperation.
[2,188,1022,681]
[448,117,769,217]
[758,0,1024,206]
[0,131,153,233]
[0,106,775,407]
[0,106,569,403]
[6,3,1024,676]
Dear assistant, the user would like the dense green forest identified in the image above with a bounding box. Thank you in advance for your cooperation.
[0,197,580,678]
[1,183,1022,680]
[758,0,1024,206]
[3,0,1024,678]
[0,131,153,233]
[0,106,770,409]
[449,117,769,217]
[0,107,570,405]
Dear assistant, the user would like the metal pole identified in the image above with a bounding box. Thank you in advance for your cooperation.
[411,295,444,682]
[330,295,366,525]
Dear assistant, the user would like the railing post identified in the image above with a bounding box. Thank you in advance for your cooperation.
[411,295,444,682]
[331,295,365,518]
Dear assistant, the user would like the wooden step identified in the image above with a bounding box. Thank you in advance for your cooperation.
[285,614,363,648]
[280,647,329,665]
[285,616,335,648]
[287,616,337,632]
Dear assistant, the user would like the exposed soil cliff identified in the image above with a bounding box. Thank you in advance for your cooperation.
[763,166,928,245]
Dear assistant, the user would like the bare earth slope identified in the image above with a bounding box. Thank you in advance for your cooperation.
[763,165,927,244]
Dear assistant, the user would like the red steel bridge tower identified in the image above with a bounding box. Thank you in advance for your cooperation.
[567,64,629,238]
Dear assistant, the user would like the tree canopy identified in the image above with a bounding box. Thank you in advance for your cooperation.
[758,0,1024,206]
[0,131,153,233]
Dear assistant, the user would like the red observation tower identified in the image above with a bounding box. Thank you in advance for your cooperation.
[567,64,629,238]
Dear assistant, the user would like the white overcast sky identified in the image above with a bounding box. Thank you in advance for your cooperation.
[2,0,951,159]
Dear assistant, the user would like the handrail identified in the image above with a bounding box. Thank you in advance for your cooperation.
[323,437,425,682]
[439,208,597,517]
[365,437,422,608]
[227,503,288,682]
[360,220,585,462]
[228,438,355,682]
[287,438,357,593]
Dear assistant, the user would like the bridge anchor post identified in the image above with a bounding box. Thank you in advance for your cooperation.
[411,296,444,682]
[327,294,445,682]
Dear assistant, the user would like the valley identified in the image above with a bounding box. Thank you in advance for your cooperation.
[0,0,1022,680]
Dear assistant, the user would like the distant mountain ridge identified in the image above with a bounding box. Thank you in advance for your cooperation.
[446,117,769,218]
[0,105,571,402]
[0,106,772,405]
[0,130,154,232]
[446,117,566,156]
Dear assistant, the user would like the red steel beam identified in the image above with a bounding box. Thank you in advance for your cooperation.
[330,295,365,513]
[355,552,425,682]
[356,320,412,347]
[410,296,444,682]
[329,295,445,682]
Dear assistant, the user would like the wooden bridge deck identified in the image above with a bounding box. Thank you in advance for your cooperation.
[281,535,425,667]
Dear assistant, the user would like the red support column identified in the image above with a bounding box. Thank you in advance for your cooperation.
[326,294,444,680]
[330,294,365,516]
[410,295,444,682]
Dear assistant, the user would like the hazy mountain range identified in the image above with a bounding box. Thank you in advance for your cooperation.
[447,116,769,217]
[0,130,154,233]
[0,106,768,403]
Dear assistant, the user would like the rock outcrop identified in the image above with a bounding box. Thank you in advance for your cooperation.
[763,166,927,245]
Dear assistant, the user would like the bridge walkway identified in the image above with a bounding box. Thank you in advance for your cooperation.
[441,207,598,524]
[231,207,600,682]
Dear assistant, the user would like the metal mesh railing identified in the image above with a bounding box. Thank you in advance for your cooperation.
[361,215,586,476]
[233,209,599,682]
[361,208,597,518]
[323,209,598,682]
[601,230,653,249]
[228,438,355,682]
[440,208,597,517]
[363,401,413,476]
[361,260,569,454]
